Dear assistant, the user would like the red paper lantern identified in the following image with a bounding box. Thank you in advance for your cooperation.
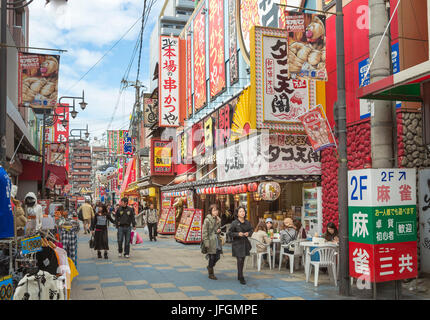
[242,184,247,193]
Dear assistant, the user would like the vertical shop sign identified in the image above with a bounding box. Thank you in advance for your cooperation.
[228,0,239,85]
[193,4,207,111]
[216,102,233,148]
[151,139,173,175]
[348,169,418,282]
[123,131,133,155]
[143,95,158,128]
[252,26,309,125]
[284,11,327,81]
[186,26,193,118]
[209,0,226,98]
[159,36,180,127]
[18,52,60,109]
[263,34,309,122]
[298,104,336,151]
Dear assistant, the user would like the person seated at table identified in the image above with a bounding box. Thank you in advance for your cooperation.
[251,221,272,267]
[293,218,307,240]
[324,222,339,243]
[279,218,297,269]
[265,218,274,235]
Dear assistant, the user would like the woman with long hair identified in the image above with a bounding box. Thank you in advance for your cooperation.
[90,204,115,259]
[202,204,223,280]
[324,222,339,242]
[227,206,253,285]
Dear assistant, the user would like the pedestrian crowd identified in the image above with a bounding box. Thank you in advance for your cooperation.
[75,197,337,286]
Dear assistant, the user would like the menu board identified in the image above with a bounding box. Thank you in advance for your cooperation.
[175,209,202,244]
[157,206,176,234]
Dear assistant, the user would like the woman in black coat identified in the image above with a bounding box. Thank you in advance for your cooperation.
[227,206,253,285]
[90,204,115,259]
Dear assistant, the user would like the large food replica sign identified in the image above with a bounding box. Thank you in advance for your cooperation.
[348,169,418,282]
[175,209,203,244]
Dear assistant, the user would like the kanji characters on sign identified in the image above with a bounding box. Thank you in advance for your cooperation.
[159,36,180,127]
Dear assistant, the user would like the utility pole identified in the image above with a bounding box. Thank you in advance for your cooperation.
[336,0,350,297]
[370,0,393,169]
[369,0,398,299]
[122,79,145,179]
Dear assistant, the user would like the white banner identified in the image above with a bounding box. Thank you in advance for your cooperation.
[159,36,180,127]
[216,133,321,182]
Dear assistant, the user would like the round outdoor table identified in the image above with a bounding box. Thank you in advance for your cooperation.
[271,237,281,267]
[300,241,339,282]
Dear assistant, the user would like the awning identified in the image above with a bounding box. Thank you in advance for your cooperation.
[20,159,68,186]
[357,60,430,102]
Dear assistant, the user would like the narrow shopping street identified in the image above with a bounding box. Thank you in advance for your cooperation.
[70,225,426,300]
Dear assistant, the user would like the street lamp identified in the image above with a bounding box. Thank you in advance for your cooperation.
[58,90,88,119]
[70,124,90,141]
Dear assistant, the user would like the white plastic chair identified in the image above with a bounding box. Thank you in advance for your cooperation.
[245,237,272,272]
[306,247,338,287]
[278,240,304,273]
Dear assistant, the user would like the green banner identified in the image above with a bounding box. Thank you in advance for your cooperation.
[348,205,416,245]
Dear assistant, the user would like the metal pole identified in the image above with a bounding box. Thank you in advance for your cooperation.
[0,0,8,166]
[41,110,47,199]
[336,0,350,296]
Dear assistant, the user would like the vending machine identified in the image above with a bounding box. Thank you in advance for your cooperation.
[302,186,322,237]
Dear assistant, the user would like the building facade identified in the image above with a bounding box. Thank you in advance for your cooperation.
[69,139,92,196]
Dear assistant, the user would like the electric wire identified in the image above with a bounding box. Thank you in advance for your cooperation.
[65,12,144,94]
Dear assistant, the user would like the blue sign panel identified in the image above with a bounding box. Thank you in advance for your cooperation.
[0,275,13,300]
[21,235,43,255]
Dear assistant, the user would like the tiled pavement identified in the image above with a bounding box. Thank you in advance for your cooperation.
[70,225,427,300]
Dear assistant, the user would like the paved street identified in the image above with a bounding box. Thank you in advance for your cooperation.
[70,224,428,300]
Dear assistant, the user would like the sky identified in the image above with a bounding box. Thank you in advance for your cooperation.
[28,0,164,144]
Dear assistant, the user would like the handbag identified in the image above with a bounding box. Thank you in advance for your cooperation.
[200,241,208,254]
[89,234,94,249]
[78,210,83,221]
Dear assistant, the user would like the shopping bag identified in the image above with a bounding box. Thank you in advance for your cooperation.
[135,232,143,244]
[130,230,136,244]
[89,235,94,249]
[143,225,149,235]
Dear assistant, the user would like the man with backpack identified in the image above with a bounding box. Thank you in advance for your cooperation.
[114,197,136,258]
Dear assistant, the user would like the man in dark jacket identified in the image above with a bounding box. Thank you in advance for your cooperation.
[114,197,136,258]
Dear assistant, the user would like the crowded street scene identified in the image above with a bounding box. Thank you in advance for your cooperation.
[0,0,430,308]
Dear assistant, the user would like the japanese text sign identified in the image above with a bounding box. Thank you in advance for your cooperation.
[348,169,418,282]
[209,0,226,98]
[348,169,416,207]
[217,133,320,182]
[159,36,180,127]
[193,5,207,111]
[151,139,173,175]
[349,241,417,283]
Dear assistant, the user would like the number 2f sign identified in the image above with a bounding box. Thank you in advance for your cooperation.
[348,169,416,207]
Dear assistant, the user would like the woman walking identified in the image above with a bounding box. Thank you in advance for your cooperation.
[90,204,115,259]
[227,206,253,285]
[202,204,223,280]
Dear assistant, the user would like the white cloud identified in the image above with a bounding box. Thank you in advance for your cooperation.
[28,0,164,141]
